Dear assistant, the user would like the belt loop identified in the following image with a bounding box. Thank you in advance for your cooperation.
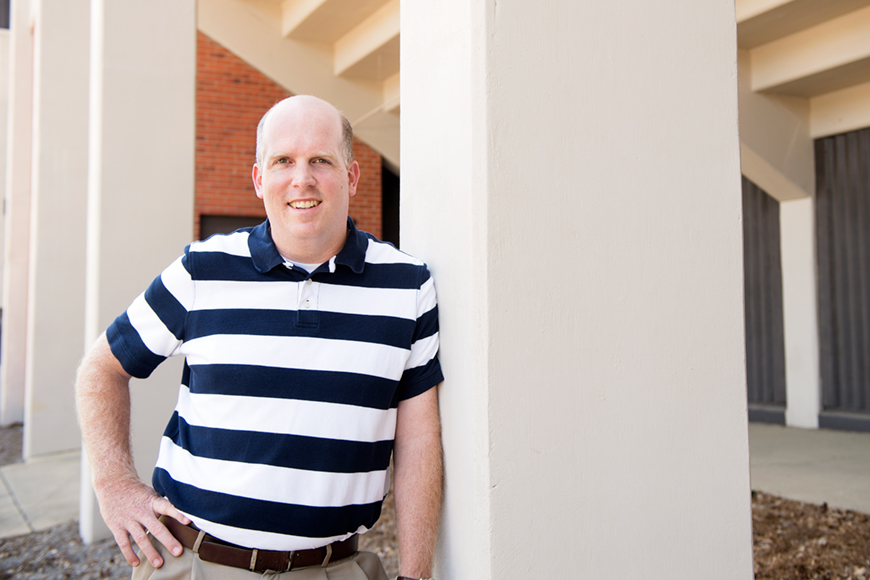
[192,530,206,555]
[321,544,333,567]
[285,551,297,572]
[249,548,258,571]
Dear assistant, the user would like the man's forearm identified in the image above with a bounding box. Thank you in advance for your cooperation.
[75,334,138,487]
[75,334,188,568]
[76,334,142,490]
[393,387,443,578]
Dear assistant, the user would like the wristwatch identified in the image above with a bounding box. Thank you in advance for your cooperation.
[397,577,434,580]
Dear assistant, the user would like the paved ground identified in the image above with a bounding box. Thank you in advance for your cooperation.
[1,422,868,540]
[748,422,870,514]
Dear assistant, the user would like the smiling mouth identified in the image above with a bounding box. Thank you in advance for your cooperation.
[289,200,321,209]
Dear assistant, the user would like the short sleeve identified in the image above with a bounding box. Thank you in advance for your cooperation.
[396,266,444,400]
[107,251,194,379]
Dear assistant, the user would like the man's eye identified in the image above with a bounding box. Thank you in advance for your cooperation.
[314,158,330,164]
[276,158,289,164]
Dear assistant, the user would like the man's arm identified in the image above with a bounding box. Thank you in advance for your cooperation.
[392,385,443,578]
[75,333,189,569]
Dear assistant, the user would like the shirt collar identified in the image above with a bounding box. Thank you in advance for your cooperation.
[248,217,367,275]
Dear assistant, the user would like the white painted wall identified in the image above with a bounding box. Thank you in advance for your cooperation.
[23,0,89,458]
[0,0,33,427]
[403,0,753,577]
[80,0,196,542]
[780,198,820,428]
[0,30,10,297]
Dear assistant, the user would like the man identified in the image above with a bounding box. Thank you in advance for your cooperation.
[76,95,443,580]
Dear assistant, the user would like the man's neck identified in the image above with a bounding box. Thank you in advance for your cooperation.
[271,230,348,265]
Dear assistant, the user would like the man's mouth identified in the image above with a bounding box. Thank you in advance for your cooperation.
[289,200,321,209]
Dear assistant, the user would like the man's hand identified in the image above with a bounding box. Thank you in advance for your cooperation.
[76,333,188,568]
[95,475,190,568]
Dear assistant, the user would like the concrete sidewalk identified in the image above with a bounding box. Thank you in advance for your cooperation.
[0,450,80,539]
[748,422,870,514]
[0,423,868,540]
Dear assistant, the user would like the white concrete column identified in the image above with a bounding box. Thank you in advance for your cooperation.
[0,0,34,427]
[23,0,90,458]
[781,198,821,428]
[0,29,10,296]
[80,0,195,542]
[402,1,753,578]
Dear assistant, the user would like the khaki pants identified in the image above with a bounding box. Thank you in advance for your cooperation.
[131,542,389,580]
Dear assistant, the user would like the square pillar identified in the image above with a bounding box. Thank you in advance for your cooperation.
[781,197,821,428]
[80,0,195,542]
[0,0,33,427]
[401,1,754,577]
[23,0,90,458]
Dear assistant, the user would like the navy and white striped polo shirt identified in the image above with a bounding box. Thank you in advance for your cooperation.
[107,218,443,550]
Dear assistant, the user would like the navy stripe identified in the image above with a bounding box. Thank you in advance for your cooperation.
[107,313,166,379]
[193,252,298,282]
[164,413,393,473]
[186,309,414,348]
[188,365,399,409]
[153,469,383,539]
[397,358,443,401]
[315,262,423,289]
[191,249,426,290]
[144,276,187,341]
[413,305,439,342]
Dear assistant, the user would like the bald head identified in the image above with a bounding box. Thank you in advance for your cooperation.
[255,96,354,167]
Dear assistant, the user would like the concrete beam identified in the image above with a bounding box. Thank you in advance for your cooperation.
[281,0,392,43]
[810,80,870,138]
[750,4,870,96]
[737,0,870,49]
[333,0,398,79]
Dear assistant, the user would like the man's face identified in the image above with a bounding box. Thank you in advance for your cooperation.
[252,97,360,262]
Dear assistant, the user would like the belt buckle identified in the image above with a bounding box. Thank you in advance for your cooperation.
[285,551,297,572]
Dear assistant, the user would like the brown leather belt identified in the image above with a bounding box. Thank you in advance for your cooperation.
[161,516,358,572]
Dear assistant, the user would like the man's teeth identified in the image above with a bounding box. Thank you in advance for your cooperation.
[290,200,320,209]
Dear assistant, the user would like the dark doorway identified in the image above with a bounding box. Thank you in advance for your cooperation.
[743,176,787,424]
[382,163,400,247]
[816,127,870,432]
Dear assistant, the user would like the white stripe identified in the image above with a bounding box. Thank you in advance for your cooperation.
[319,284,417,319]
[182,334,409,380]
[126,294,182,357]
[192,280,418,320]
[406,333,439,371]
[157,437,389,507]
[193,280,299,311]
[364,239,423,265]
[181,515,366,551]
[192,230,251,257]
[176,386,398,442]
[417,276,437,315]
[160,256,194,310]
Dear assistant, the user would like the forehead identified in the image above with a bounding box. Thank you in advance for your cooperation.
[262,102,343,157]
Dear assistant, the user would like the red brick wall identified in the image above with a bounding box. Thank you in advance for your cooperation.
[195,31,383,240]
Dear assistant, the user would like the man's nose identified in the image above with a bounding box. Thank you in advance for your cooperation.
[291,164,316,188]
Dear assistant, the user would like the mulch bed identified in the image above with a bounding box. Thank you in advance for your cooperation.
[752,491,870,580]
[2,424,869,578]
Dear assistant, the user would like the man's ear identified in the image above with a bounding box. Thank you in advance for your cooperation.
[252,164,264,199]
[347,161,361,198]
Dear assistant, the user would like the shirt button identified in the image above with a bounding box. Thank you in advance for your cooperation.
[306,279,313,285]
[303,299,311,309]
